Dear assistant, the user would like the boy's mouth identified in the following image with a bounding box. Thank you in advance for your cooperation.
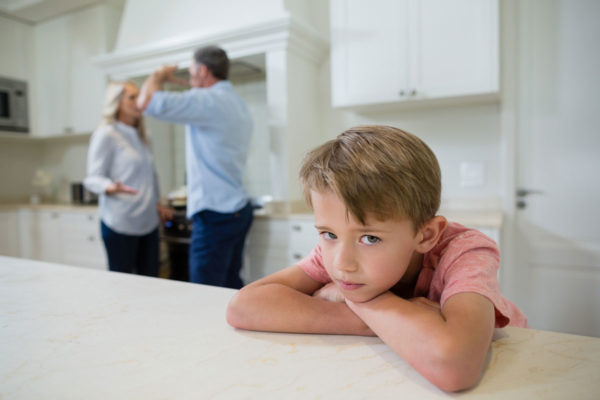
[337,280,364,290]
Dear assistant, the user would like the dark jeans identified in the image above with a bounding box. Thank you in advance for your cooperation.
[101,221,159,277]
[189,202,253,288]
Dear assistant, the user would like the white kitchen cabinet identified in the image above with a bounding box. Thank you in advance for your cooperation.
[0,211,20,257]
[36,210,63,263]
[59,211,107,270]
[330,0,499,108]
[16,207,107,270]
[243,216,319,283]
[33,4,120,137]
[243,218,290,283]
[288,218,318,266]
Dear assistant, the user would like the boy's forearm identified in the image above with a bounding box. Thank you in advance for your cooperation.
[227,283,374,336]
[346,292,493,391]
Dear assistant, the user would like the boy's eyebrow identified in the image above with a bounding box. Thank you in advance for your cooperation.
[314,224,391,233]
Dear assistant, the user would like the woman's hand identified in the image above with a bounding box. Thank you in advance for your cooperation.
[157,204,174,223]
[105,181,138,195]
[313,282,346,303]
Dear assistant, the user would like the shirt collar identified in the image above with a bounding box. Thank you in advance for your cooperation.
[114,120,138,136]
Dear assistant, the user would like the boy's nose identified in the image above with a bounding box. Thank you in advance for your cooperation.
[332,244,358,273]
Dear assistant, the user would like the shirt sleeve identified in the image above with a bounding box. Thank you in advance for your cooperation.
[296,244,332,284]
[84,127,114,195]
[438,232,514,327]
[144,90,209,124]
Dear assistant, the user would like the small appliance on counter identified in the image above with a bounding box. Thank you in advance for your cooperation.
[0,76,29,133]
[70,182,98,205]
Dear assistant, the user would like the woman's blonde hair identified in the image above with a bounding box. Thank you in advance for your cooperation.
[100,81,148,143]
[299,125,441,230]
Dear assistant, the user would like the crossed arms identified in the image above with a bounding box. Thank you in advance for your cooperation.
[226,265,495,392]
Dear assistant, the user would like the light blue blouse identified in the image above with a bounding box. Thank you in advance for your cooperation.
[144,81,253,218]
[84,121,159,235]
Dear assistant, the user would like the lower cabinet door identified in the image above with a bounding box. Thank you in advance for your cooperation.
[59,211,107,270]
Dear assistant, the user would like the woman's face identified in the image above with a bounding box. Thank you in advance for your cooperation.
[118,83,141,123]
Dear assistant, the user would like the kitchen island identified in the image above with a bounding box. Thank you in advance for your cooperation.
[1,256,598,399]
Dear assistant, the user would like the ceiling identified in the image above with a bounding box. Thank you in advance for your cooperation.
[0,0,124,24]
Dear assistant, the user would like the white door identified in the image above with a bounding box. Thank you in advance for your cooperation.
[513,0,600,336]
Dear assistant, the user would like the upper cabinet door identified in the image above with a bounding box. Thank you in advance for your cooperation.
[330,0,409,107]
[413,0,499,99]
[330,0,499,108]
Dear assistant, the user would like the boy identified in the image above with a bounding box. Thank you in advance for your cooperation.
[226,126,527,392]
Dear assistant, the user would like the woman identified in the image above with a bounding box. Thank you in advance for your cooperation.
[84,81,172,276]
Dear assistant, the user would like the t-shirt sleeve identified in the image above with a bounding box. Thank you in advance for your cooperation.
[296,244,332,284]
[438,232,515,327]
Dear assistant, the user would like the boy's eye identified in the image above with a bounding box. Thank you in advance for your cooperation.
[320,231,337,240]
[360,235,380,245]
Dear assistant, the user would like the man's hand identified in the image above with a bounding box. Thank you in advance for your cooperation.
[105,181,138,195]
[157,65,188,86]
[157,204,174,223]
[313,282,346,303]
[137,65,187,111]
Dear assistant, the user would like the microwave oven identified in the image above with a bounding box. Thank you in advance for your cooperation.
[0,76,29,133]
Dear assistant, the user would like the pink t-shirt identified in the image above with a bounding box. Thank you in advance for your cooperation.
[297,222,528,328]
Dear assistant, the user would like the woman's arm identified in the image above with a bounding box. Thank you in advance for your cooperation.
[84,129,139,196]
[346,292,495,392]
[84,130,114,195]
[226,266,374,336]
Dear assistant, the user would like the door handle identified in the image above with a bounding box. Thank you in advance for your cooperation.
[516,188,543,210]
[516,188,544,197]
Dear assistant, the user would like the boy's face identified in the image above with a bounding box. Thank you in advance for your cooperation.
[311,190,421,303]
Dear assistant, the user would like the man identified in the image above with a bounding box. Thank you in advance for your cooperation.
[138,45,253,289]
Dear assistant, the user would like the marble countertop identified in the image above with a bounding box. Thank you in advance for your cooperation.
[1,256,598,399]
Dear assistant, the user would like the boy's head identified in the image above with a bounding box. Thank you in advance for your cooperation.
[299,125,441,231]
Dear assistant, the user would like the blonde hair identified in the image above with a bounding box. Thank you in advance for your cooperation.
[299,126,441,230]
[100,81,148,143]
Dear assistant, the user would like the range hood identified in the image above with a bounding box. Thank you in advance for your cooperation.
[93,0,327,80]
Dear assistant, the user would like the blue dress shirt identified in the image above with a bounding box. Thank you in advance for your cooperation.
[144,81,253,218]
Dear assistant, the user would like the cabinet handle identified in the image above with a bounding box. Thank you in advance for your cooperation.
[409,89,417,96]
[87,215,94,221]
[292,225,301,232]
[51,212,59,219]
[293,253,303,260]
[399,90,406,96]
[88,236,94,242]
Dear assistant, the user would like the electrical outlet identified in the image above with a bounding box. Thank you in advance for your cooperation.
[460,162,486,187]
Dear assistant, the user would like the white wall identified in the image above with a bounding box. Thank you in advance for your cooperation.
[0,140,43,202]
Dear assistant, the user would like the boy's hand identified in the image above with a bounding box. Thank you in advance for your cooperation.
[313,282,346,303]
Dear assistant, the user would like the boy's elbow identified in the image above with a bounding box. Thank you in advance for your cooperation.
[430,368,480,393]
[225,291,247,329]
[424,340,484,392]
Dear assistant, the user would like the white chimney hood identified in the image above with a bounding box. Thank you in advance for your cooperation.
[93,0,327,80]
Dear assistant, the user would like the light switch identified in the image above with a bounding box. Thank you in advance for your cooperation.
[460,162,486,187]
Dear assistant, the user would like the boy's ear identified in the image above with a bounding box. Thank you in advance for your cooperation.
[415,216,447,253]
